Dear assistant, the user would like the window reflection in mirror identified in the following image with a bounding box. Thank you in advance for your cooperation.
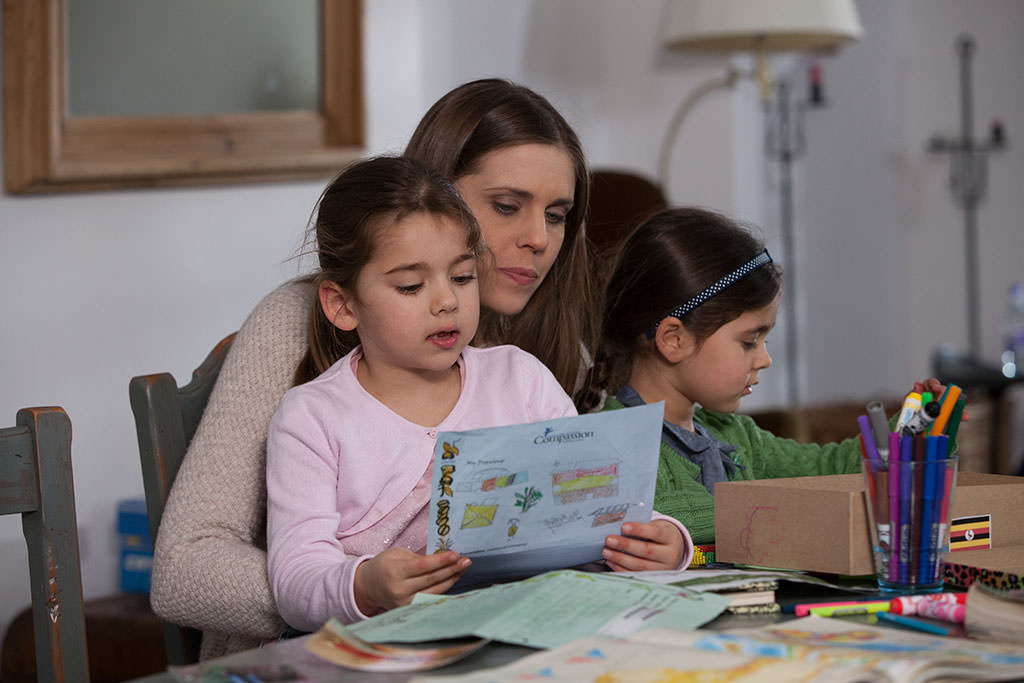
[67,0,319,117]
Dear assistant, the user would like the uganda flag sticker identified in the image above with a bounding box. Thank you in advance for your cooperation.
[949,514,991,551]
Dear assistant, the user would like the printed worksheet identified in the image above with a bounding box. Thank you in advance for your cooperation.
[428,402,664,587]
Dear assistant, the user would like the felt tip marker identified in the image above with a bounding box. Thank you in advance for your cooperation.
[791,599,891,617]
[894,392,922,433]
[866,400,891,461]
[917,600,965,624]
[857,415,883,467]
[901,401,941,436]
[889,592,966,615]
[800,601,892,617]
[876,611,951,636]
[929,384,963,436]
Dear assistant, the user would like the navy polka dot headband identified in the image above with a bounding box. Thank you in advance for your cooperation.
[645,249,773,339]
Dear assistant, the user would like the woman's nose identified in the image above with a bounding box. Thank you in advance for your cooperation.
[516,212,550,252]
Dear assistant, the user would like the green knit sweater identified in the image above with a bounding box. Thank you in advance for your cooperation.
[603,397,863,545]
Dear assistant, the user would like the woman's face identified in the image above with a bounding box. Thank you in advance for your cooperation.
[454,143,576,316]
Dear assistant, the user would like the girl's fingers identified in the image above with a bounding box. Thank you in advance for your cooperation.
[407,555,470,593]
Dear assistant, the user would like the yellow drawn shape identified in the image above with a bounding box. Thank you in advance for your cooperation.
[553,474,615,494]
[460,504,498,529]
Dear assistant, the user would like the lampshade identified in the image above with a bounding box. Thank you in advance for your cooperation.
[663,0,863,53]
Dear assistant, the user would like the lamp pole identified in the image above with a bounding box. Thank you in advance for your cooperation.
[927,34,1006,360]
[765,75,807,406]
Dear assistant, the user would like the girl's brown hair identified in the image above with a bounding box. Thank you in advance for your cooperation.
[294,156,481,384]
[404,79,597,398]
[577,207,783,413]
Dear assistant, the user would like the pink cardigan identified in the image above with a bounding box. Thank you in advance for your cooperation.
[267,345,692,632]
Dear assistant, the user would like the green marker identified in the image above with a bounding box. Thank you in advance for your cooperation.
[945,397,966,456]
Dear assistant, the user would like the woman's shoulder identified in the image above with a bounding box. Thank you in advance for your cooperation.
[246,278,316,327]
[232,279,315,357]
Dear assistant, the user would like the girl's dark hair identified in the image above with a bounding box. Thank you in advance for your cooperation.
[294,156,481,384]
[404,78,596,398]
[577,207,783,412]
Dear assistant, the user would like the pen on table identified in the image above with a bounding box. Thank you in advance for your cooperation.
[929,384,962,436]
[807,602,892,617]
[866,400,891,462]
[790,600,892,617]
[876,611,951,636]
[894,392,922,434]
[889,592,966,615]
[917,599,966,624]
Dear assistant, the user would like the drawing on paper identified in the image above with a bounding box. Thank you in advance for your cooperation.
[590,503,629,527]
[515,486,543,512]
[551,463,619,504]
[738,506,781,566]
[507,518,519,538]
[480,470,527,492]
[460,503,499,529]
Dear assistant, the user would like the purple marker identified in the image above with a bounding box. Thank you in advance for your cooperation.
[888,431,901,582]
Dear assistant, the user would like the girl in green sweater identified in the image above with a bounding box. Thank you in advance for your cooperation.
[577,207,945,546]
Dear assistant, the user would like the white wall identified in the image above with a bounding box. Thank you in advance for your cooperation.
[1,0,1021,644]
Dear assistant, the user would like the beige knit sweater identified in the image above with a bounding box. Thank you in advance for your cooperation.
[150,280,315,660]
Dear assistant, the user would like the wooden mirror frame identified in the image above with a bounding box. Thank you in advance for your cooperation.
[3,0,363,194]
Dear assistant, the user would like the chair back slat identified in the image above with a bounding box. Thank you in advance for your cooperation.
[1,407,89,683]
[0,427,40,514]
[128,333,236,666]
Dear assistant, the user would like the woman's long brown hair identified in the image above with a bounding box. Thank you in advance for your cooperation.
[404,79,597,398]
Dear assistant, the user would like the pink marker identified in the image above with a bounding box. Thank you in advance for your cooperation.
[917,599,966,624]
[889,592,966,615]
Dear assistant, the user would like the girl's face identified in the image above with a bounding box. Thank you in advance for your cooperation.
[672,298,778,414]
[454,143,576,316]
[330,212,479,378]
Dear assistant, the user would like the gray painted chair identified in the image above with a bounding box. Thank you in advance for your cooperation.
[128,333,235,666]
[0,406,89,682]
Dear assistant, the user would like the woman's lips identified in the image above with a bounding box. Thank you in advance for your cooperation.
[499,267,538,286]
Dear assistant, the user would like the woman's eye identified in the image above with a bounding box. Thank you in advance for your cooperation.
[742,340,758,350]
[545,211,567,225]
[492,201,517,216]
[396,284,423,295]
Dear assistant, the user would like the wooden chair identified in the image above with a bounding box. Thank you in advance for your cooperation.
[0,406,89,683]
[128,333,236,666]
[588,169,667,252]
[587,169,667,285]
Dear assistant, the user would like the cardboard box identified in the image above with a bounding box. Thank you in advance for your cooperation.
[715,472,1024,576]
[943,545,1024,590]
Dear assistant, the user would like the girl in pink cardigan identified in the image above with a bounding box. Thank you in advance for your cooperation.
[266,157,692,633]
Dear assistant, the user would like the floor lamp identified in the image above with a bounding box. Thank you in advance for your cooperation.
[658,0,862,406]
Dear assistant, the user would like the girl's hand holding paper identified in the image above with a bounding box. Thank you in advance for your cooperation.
[602,520,686,572]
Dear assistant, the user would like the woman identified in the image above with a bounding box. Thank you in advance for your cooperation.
[150,79,598,659]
